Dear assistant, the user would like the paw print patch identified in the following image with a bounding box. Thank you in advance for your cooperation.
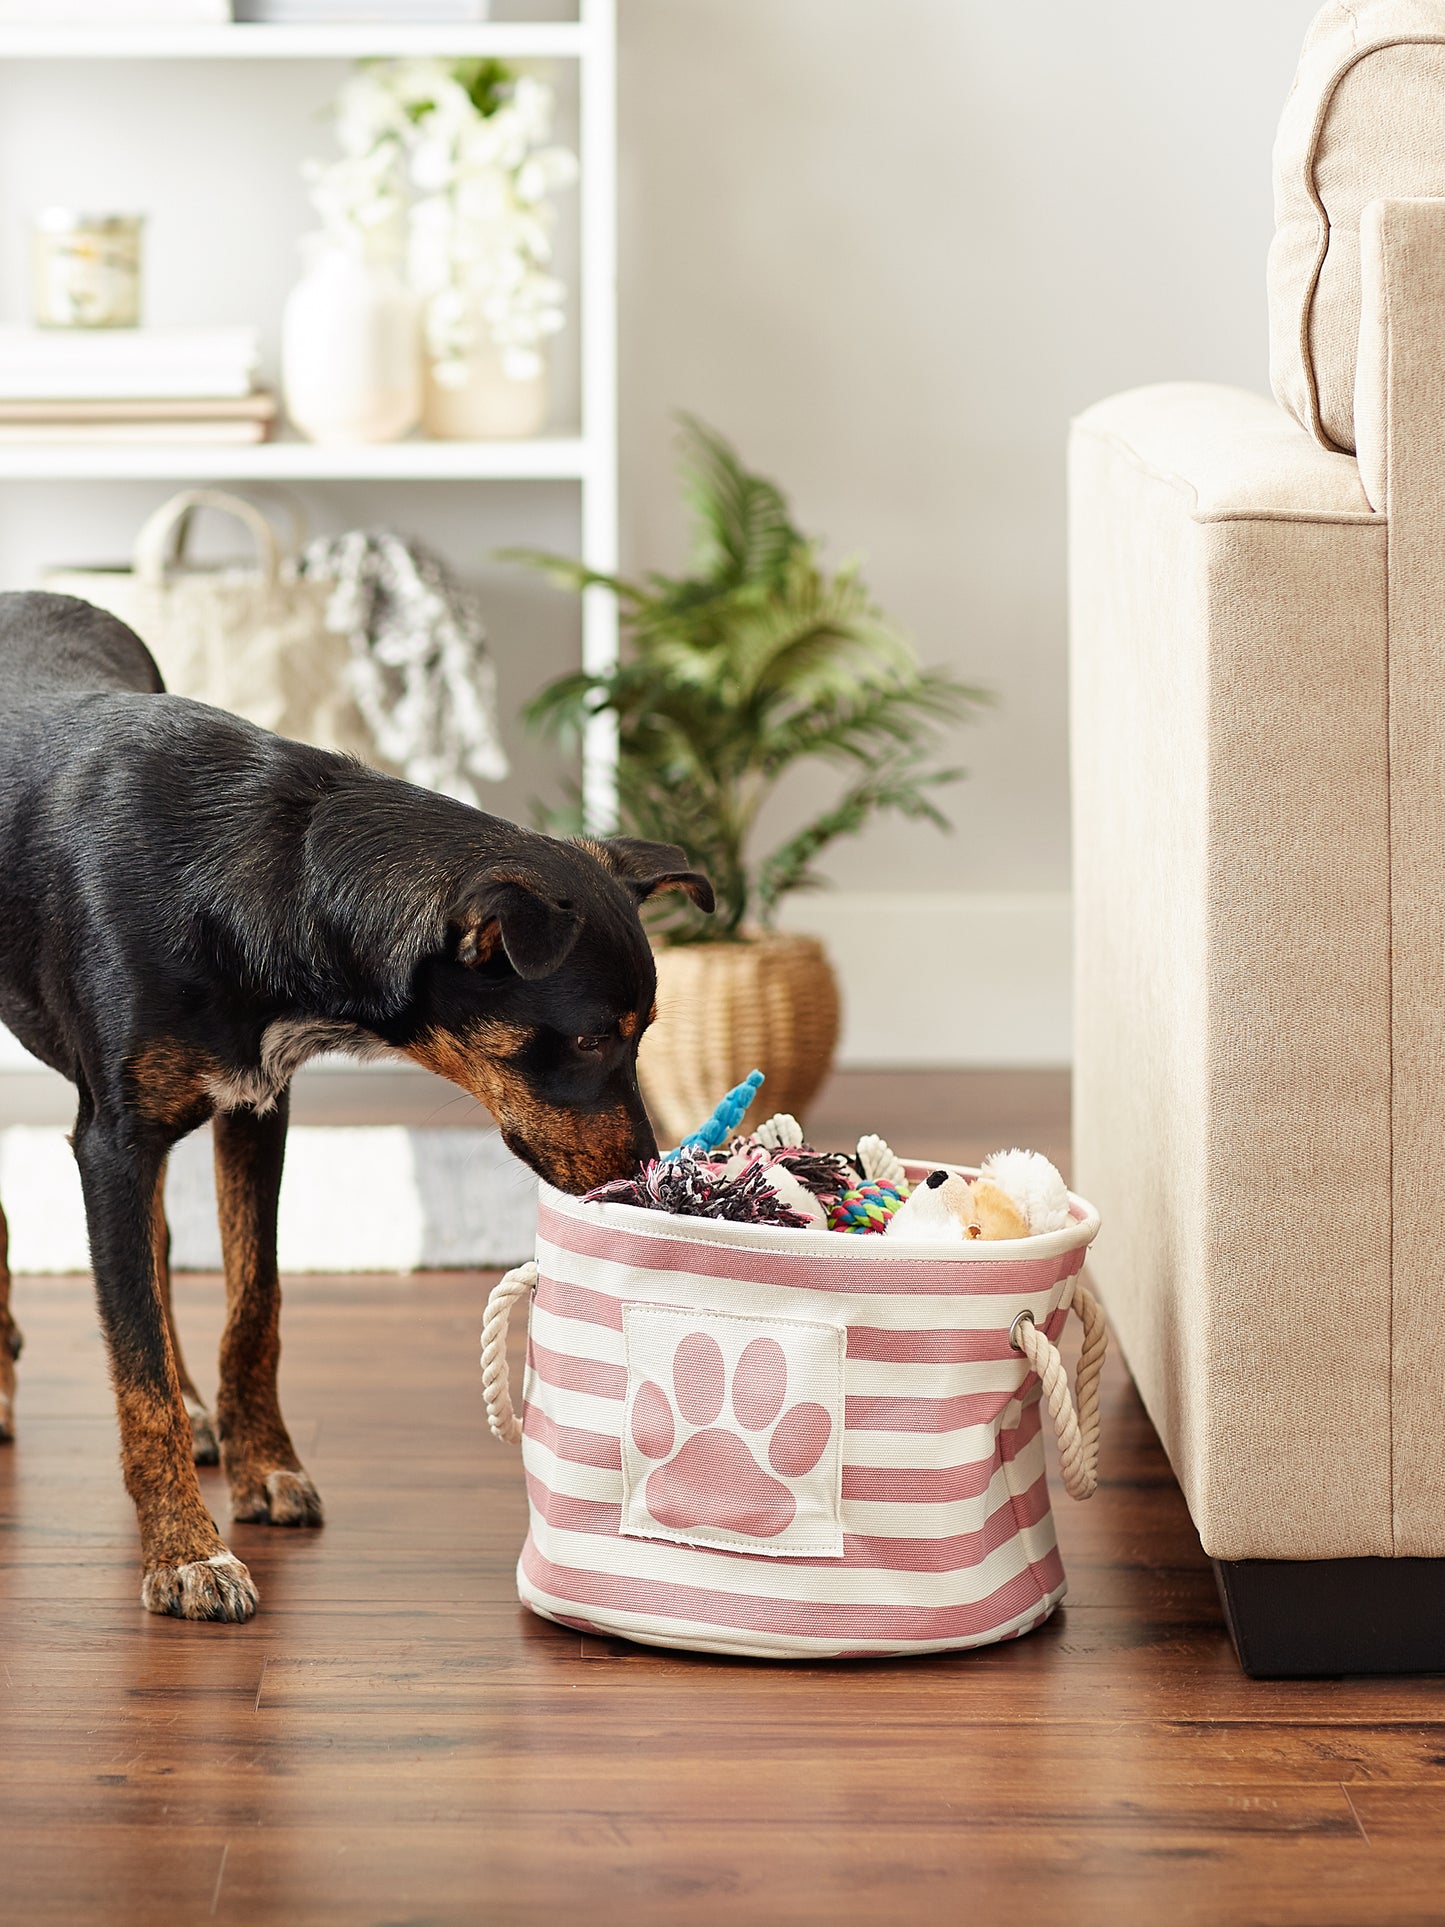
[619,1304,845,1557]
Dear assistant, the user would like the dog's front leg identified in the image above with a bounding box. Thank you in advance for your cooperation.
[74,1110,257,1621]
[213,1097,322,1529]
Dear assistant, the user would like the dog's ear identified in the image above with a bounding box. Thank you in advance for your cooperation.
[587,837,716,914]
[454,870,583,979]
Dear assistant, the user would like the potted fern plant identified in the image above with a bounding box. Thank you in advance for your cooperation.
[514,417,985,1139]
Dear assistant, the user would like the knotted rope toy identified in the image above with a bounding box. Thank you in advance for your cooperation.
[586,1146,811,1227]
[827,1177,909,1234]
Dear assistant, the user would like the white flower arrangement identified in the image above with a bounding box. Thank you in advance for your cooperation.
[304,58,578,386]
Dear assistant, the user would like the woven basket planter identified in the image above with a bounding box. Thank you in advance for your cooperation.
[638,932,841,1143]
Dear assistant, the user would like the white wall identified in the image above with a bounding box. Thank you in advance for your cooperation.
[0,5,1323,1070]
[617,0,1320,1056]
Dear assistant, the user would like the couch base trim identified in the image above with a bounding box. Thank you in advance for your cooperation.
[1214,1557,1445,1677]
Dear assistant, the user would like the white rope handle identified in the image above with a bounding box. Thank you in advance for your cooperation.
[480,1261,537,1445]
[1011,1280,1107,1501]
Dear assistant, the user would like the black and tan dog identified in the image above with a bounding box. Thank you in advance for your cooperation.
[0,591,711,1622]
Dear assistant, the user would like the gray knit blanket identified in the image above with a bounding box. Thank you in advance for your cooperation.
[294,529,509,803]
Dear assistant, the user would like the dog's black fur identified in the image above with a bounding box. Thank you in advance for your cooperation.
[0,591,712,1622]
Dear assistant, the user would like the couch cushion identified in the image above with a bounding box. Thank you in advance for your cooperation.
[1269,0,1445,453]
[1071,382,1375,521]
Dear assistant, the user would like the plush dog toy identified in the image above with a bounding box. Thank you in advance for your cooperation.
[884,1148,1070,1243]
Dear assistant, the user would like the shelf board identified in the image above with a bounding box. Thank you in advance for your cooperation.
[0,20,588,59]
[0,434,589,481]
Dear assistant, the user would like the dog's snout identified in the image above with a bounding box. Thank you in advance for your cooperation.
[925,1168,950,1190]
[502,1096,658,1198]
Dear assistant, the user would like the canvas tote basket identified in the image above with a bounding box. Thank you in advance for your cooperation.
[44,489,379,763]
[482,1164,1104,1660]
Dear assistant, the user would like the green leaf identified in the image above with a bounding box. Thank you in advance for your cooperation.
[675,414,801,588]
[506,412,989,931]
[497,547,647,605]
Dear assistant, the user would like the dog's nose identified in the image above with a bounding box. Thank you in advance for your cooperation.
[925,1169,950,1190]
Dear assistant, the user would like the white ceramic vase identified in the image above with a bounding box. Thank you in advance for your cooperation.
[422,339,548,440]
[282,247,422,445]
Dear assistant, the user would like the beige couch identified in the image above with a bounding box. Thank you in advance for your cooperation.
[1070,0,1445,1675]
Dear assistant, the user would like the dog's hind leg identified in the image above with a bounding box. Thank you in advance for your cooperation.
[0,1203,20,1443]
[213,1094,322,1529]
[75,1102,256,1621]
[151,1163,219,1466]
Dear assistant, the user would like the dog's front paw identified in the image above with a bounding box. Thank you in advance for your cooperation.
[184,1396,220,1467]
[142,1551,258,1622]
[230,1467,324,1528]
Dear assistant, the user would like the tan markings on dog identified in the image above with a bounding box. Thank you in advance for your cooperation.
[405,1021,634,1190]
[403,1018,534,1091]
[458,916,503,967]
[619,1010,640,1040]
[126,1039,220,1130]
[114,1361,230,1574]
[502,1098,636,1194]
[212,1110,320,1527]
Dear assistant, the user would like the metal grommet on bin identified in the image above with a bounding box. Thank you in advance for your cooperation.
[1009,1309,1036,1354]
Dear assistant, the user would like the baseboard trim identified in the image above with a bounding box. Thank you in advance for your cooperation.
[776,890,1071,1068]
[1215,1557,1445,1677]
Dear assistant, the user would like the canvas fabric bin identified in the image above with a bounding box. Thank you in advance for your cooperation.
[44,489,380,765]
[481,1164,1104,1660]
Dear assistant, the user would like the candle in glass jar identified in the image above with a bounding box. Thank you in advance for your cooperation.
[32,211,145,329]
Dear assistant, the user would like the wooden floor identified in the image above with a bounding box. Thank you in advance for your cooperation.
[3,1071,1445,1925]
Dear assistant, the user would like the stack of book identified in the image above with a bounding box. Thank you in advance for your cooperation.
[0,1,229,20]
[234,1,488,18]
[0,328,275,444]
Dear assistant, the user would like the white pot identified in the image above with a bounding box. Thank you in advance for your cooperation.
[282,248,422,445]
[422,340,548,440]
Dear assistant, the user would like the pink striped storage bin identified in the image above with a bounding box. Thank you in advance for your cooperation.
[481,1163,1104,1660]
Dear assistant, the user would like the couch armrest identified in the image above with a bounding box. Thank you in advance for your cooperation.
[1070,384,1393,1561]
[1355,197,1445,515]
[1071,382,1374,524]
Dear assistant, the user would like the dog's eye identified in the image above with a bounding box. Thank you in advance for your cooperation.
[573,1034,604,1054]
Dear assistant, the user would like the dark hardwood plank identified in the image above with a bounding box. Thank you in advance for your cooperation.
[2,1072,1444,1925]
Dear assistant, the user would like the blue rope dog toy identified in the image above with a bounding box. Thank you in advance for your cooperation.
[666,1069,765,1159]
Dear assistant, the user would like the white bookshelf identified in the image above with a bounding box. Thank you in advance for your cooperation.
[0,435,592,480]
[0,1,617,820]
[0,4,620,1122]
[0,22,591,59]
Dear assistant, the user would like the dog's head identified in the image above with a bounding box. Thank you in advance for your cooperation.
[400,836,713,1194]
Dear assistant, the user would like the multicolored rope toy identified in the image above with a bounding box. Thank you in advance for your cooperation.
[668,1069,765,1158]
[827,1177,909,1234]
